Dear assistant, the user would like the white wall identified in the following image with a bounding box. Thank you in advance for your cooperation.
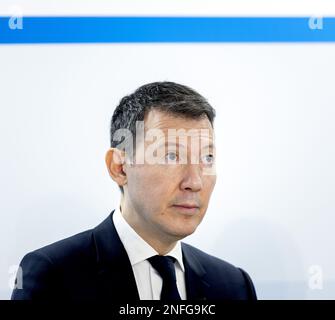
[1,43,334,300]
[1,0,335,16]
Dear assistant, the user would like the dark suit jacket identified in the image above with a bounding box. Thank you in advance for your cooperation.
[11,210,257,301]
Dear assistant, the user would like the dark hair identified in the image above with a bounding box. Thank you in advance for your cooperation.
[109,81,216,193]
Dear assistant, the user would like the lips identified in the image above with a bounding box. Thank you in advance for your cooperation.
[172,203,200,215]
[173,204,199,209]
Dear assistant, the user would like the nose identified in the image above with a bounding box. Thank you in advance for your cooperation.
[180,164,203,192]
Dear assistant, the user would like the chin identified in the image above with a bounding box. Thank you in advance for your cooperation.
[158,216,201,240]
[167,225,198,240]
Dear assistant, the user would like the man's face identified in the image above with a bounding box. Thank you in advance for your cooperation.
[123,109,216,242]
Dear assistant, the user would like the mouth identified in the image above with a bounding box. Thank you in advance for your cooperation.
[172,204,200,215]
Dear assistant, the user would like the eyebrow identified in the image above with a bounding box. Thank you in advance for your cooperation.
[157,141,215,150]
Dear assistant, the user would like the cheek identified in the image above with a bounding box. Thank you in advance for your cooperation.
[202,176,216,200]
[206,174,217,188]
[146,167,178,199]
[128,166,175,204]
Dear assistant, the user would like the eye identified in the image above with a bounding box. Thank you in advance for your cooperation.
[202,154,214,165]
[165,151,178,162]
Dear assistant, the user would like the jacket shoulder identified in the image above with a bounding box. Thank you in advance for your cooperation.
[11,228,96,300]
[182,242,257,300]
[182,242,239,272]
[33,228,96,266]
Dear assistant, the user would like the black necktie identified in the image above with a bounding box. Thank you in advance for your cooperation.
[147,255,182,301]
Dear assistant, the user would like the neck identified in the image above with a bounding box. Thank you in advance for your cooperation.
[120,197,178,255]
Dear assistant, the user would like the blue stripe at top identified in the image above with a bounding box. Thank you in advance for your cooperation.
[0,17,334,44]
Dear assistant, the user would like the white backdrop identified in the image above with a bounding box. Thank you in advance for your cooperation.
[1,0,335,16]
[1,42,334,299]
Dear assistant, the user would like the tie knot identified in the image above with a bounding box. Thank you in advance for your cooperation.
[147,255,177,281]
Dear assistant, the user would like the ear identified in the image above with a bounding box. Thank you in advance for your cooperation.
[105,148,127,187]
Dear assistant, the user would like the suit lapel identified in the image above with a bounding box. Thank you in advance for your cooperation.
[93,210,140,301]
[182,243,210,301]
[92,210,210,301]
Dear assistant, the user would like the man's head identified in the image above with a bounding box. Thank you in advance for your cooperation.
[105,82,216,245]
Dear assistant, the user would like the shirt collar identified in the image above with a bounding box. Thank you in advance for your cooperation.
[113,203,185,272]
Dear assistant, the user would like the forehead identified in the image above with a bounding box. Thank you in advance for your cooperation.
[144,109,214,137]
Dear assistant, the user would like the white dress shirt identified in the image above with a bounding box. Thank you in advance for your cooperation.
[112,204,187,300]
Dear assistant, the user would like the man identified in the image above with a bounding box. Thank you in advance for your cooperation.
[12,81,257,301]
